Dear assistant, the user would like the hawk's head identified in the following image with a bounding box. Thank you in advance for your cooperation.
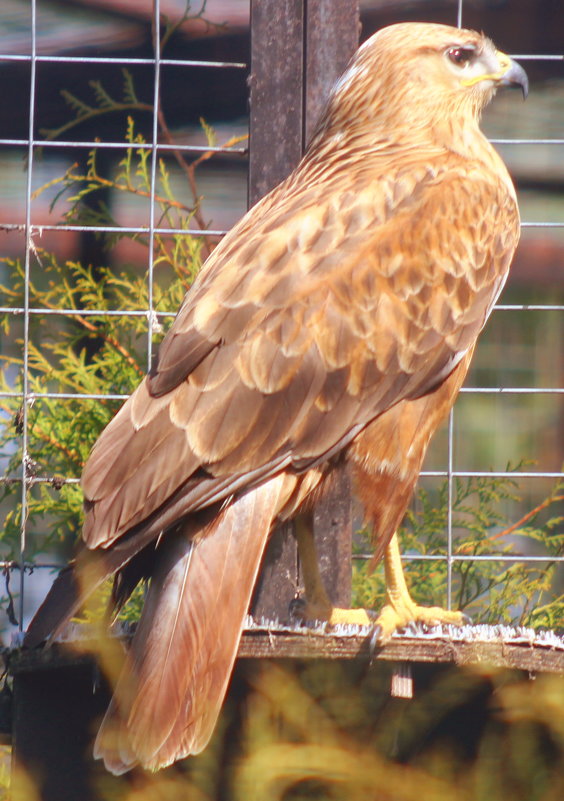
[317,22,527,144]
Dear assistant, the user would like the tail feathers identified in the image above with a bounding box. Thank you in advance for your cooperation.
[23,519,168,649]
[23,564,81,649]
[22,547,123,648]
[94,475,285,774]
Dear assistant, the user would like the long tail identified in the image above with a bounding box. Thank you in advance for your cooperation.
[23,521,166,649]
[94,475,285,774]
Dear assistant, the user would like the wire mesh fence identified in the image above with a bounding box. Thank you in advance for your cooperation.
[0,0,251,635]
[0,0,562,644]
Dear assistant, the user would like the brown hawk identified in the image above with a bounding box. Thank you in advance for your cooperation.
[25,22,527,773]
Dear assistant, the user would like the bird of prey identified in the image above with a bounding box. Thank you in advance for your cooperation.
[25,22,528,773]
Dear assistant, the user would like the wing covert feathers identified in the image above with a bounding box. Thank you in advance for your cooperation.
[80,170,518,551]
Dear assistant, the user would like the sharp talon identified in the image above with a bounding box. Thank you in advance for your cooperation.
[289,596,307,621]
[368,624,383,661]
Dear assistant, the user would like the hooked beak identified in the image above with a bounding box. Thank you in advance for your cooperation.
[495,51,529,99]
[461,50,529,99]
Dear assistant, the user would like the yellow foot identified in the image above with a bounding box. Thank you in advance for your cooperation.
[368,532,469,646]
[373,597,468,644]
[289,596,376,627]
[289,595,466,636]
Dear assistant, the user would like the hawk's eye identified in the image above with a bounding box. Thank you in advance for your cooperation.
[447,46,475,66]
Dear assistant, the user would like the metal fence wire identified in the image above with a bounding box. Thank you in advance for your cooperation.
[0,0,562,639]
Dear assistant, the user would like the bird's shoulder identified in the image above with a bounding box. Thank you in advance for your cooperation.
[150,146,518,397]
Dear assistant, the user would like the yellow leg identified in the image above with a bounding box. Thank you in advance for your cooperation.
[293,519,466,638]
[293,516,373,626]
[374,532,466,642]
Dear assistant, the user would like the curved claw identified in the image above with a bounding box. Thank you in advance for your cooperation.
[368,624,383,662]
[288,596,308,622]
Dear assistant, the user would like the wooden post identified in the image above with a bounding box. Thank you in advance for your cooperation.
[248,0,305,206]
[304,0,361,144]
[249,0,360,619]
[11,662,109,801]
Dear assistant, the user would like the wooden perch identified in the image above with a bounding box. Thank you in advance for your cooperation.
[239,627,564,674]
[10,622,564,676]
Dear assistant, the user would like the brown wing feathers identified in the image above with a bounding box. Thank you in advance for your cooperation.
[24,22,522,773]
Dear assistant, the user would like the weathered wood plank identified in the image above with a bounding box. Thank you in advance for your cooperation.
[304,0,360,142]
[11,628,564,675]
[313,466,353,607]
[237,631,564,674]
[247,0,305,619]
[248,0,360,622]
[248,1,360,620]
[251,521,298,621]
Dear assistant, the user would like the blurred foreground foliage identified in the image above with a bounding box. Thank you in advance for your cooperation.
[9,658,564,801]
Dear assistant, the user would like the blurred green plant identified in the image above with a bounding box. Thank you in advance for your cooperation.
[228,660,564,801]
[13,659,561,801]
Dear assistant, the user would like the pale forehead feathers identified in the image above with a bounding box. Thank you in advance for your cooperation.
[369,22,491,56]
